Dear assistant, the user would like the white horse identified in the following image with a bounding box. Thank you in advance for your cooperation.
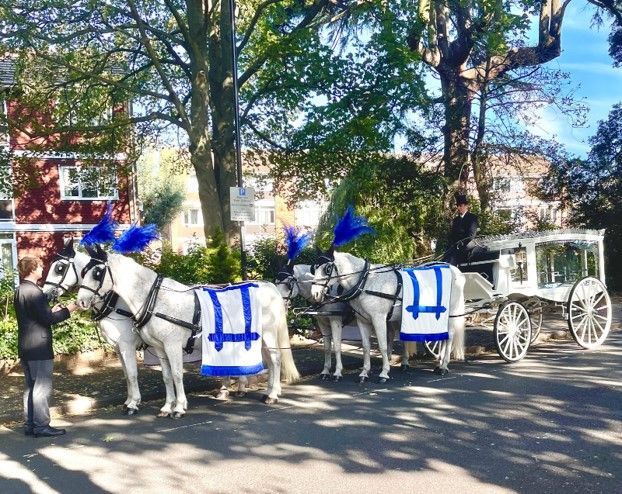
[311,251,466,382]
[76,248,299,417]
[276,264,352,380]
[42,240,144,414]
[276,263,414,381]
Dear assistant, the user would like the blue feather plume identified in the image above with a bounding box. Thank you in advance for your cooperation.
[284,226,312,261]
[333,205,374,247]
[81,203,118,246]
[112,224,159,254]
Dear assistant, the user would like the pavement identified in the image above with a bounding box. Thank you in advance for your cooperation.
[1,306,620,429]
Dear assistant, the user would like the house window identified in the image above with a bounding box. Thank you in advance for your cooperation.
[254,206,275,225]
[493,177,511,193]
[60,165,118,200]
[0,163,13,220]
[183,208,202,226]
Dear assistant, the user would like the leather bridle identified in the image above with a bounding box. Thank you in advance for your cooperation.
[43,254,79,296]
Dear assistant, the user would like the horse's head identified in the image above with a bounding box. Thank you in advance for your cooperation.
[43,237,81,301]
[275,261,299,303]
[77,245,113,310]
[310,247,337,303]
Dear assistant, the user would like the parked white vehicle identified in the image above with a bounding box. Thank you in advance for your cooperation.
[425,229,611,363]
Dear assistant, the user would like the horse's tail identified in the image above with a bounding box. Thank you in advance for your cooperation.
[277,301,300,384]
[449,266,466,361]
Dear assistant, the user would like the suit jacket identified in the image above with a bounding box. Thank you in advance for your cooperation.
[448,211,478,249]
[15,280,71,361]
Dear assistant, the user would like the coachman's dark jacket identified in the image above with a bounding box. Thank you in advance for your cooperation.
[448,211,478,248]
[15,280,71,361]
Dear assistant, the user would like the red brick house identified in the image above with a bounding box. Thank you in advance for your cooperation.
[0,59,139,276]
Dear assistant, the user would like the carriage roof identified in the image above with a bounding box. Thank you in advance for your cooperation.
[474,228,605,252]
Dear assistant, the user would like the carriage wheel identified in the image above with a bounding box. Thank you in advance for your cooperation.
[494,301,532,363]
[424,340,442,360]
[567,277,611,349]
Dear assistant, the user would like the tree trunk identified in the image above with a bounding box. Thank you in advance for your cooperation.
[207,0,238,246]
[439,68,473,188]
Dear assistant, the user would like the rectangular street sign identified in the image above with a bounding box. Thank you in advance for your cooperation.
[230,186,255,222]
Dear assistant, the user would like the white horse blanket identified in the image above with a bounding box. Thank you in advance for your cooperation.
[399,264,452,341]
[198,283,264,376]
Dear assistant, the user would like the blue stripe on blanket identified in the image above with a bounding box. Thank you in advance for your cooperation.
[200,363,265,377]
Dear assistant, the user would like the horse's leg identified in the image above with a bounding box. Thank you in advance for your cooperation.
[316,318,332,380]
[164,344,187,418]
[216,377,231,400]
[153,347,176,417]
[116,339,141,414]
[356,318,373,383]
[261,327,281,404]
[329,317,344,381]
[372,315,391,382]
[436,268,466,375]
[236,375,249,397]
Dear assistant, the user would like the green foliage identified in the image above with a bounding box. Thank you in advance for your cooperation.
[152,229,241,285]
[137,149,186,230]
[206,229,241,284]
[0,318,17,360]
[53,312,107,356]
[547,103,622,290]
[246,237,285,281]
[317,155,447,263]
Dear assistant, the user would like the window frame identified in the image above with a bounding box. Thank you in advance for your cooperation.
[59,164,119,201]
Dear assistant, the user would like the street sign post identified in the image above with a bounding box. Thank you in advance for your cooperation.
[230,186,255,222]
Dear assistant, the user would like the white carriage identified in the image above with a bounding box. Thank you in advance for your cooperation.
[426,229,612,362]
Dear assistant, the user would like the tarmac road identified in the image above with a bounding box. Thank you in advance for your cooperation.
[1,328,620,494]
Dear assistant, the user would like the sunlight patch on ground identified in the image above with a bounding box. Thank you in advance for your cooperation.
[315,418,378,428]
[583,428,622,447]
[380,431,416,443]
[0,451,62,494]
[481,389,513,397]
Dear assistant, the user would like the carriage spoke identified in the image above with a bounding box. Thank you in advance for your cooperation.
[592,317,605,337]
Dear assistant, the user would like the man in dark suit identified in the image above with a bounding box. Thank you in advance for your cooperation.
[443,194,478,265]
[14,256,79,438]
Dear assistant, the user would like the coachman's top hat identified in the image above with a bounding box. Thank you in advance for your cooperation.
[455,194,469,206]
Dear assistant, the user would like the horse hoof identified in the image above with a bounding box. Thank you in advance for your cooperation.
[320,374,330,381]
[215,391,229,400]
[235,391,247,398]
[125,407,139,416]
[378,377,388,384]
[433,366,442,375]
[171,412,184,419]
[157,411,171,418]
[359,376,368,384]
[333,375,342,382]
[263,396,278,405]
[440,368,449,376]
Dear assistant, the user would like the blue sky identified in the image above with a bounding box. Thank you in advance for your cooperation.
[531,3,622,156]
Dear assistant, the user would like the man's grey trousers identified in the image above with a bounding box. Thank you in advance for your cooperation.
[21,359,53,432]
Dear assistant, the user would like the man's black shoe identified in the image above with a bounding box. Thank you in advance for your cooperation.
[34,426,66,438]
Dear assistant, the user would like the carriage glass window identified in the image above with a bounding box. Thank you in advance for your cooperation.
[510,247,528,284]
[535,241,598,288]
